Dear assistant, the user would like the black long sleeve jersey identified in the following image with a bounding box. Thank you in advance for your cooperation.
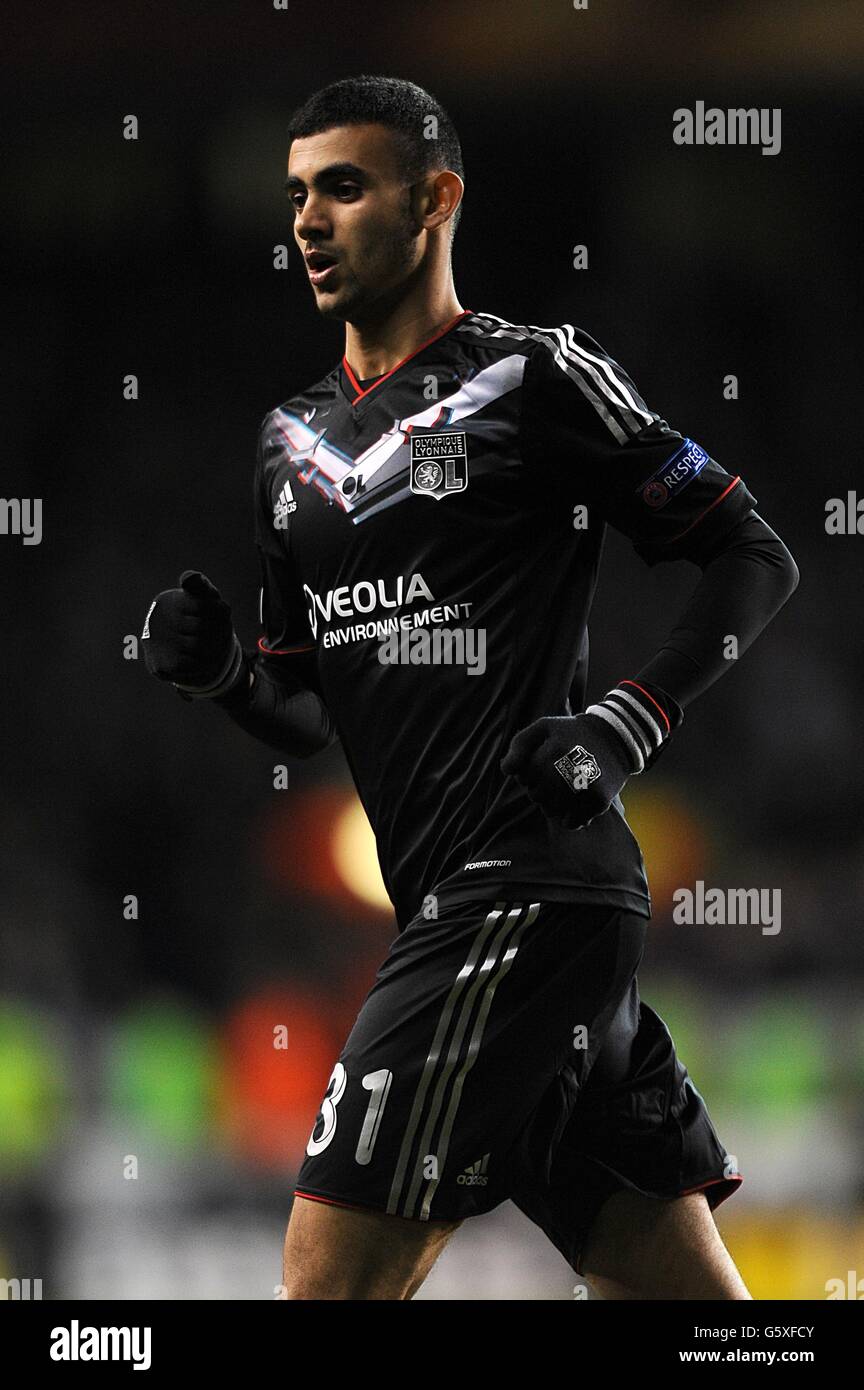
[253,308,759,929]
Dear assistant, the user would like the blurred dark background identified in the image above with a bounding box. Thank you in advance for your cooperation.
[1,0,862,1298]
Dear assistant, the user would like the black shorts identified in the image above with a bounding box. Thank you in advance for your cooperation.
[294,898,742,1275]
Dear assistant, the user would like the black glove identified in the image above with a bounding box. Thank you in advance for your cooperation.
[141,570,245,700]
[500,680,682,829]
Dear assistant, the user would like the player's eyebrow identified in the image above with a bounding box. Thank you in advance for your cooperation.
[284,162,369,193]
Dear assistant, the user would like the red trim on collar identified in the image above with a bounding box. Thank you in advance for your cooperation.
[342,308,473,404]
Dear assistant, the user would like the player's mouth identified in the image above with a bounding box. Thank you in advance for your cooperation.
[306,250,339,287]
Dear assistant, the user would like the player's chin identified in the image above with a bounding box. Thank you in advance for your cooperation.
[311,285,354,320]
[309,279,339,303]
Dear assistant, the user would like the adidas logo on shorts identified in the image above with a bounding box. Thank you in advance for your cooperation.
[457,1153,490,1186]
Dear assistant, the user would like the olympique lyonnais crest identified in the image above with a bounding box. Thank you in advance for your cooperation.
[554,744,602,793]
[409,430,468,500]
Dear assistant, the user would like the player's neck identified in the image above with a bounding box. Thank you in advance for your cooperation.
[343,287,464,380]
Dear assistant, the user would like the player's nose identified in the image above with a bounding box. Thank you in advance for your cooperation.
[295,196,331,241]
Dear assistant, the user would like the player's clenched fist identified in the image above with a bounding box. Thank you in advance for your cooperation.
[500,680,681,829]
[141,569,245,699]
[501,713,633,830]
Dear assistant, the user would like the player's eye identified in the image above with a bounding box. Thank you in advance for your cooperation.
[289,183,360,211]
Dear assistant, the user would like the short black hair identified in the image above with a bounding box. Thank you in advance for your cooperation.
[286,75,465,237]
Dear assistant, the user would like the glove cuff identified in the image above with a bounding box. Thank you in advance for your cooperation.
[172,633,246,701]
[585,679,683,776]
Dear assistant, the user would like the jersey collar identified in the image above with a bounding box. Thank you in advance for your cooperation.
[339,308,473,409]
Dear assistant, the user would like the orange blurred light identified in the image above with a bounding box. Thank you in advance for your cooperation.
[259,785,391,915]
[621,785,709,914]
[218,989,339,1168]
[260,786,344,894]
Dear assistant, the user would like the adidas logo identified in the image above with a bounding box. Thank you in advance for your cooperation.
[456,1153,490,1186]
[273,479,297,527]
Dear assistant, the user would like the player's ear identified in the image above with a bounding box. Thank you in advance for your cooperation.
[429,169,463,234]
[412,170,463,236]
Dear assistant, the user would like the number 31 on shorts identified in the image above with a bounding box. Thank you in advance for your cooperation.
[306,1062,393,1166]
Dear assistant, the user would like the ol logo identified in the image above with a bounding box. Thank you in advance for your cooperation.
[409,430,468,500]
[554,745,601,793]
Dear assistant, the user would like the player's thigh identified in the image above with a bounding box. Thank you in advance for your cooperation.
[281,1193,461,1300]
[580,1189,751,1300]
[511,989,742,1283]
